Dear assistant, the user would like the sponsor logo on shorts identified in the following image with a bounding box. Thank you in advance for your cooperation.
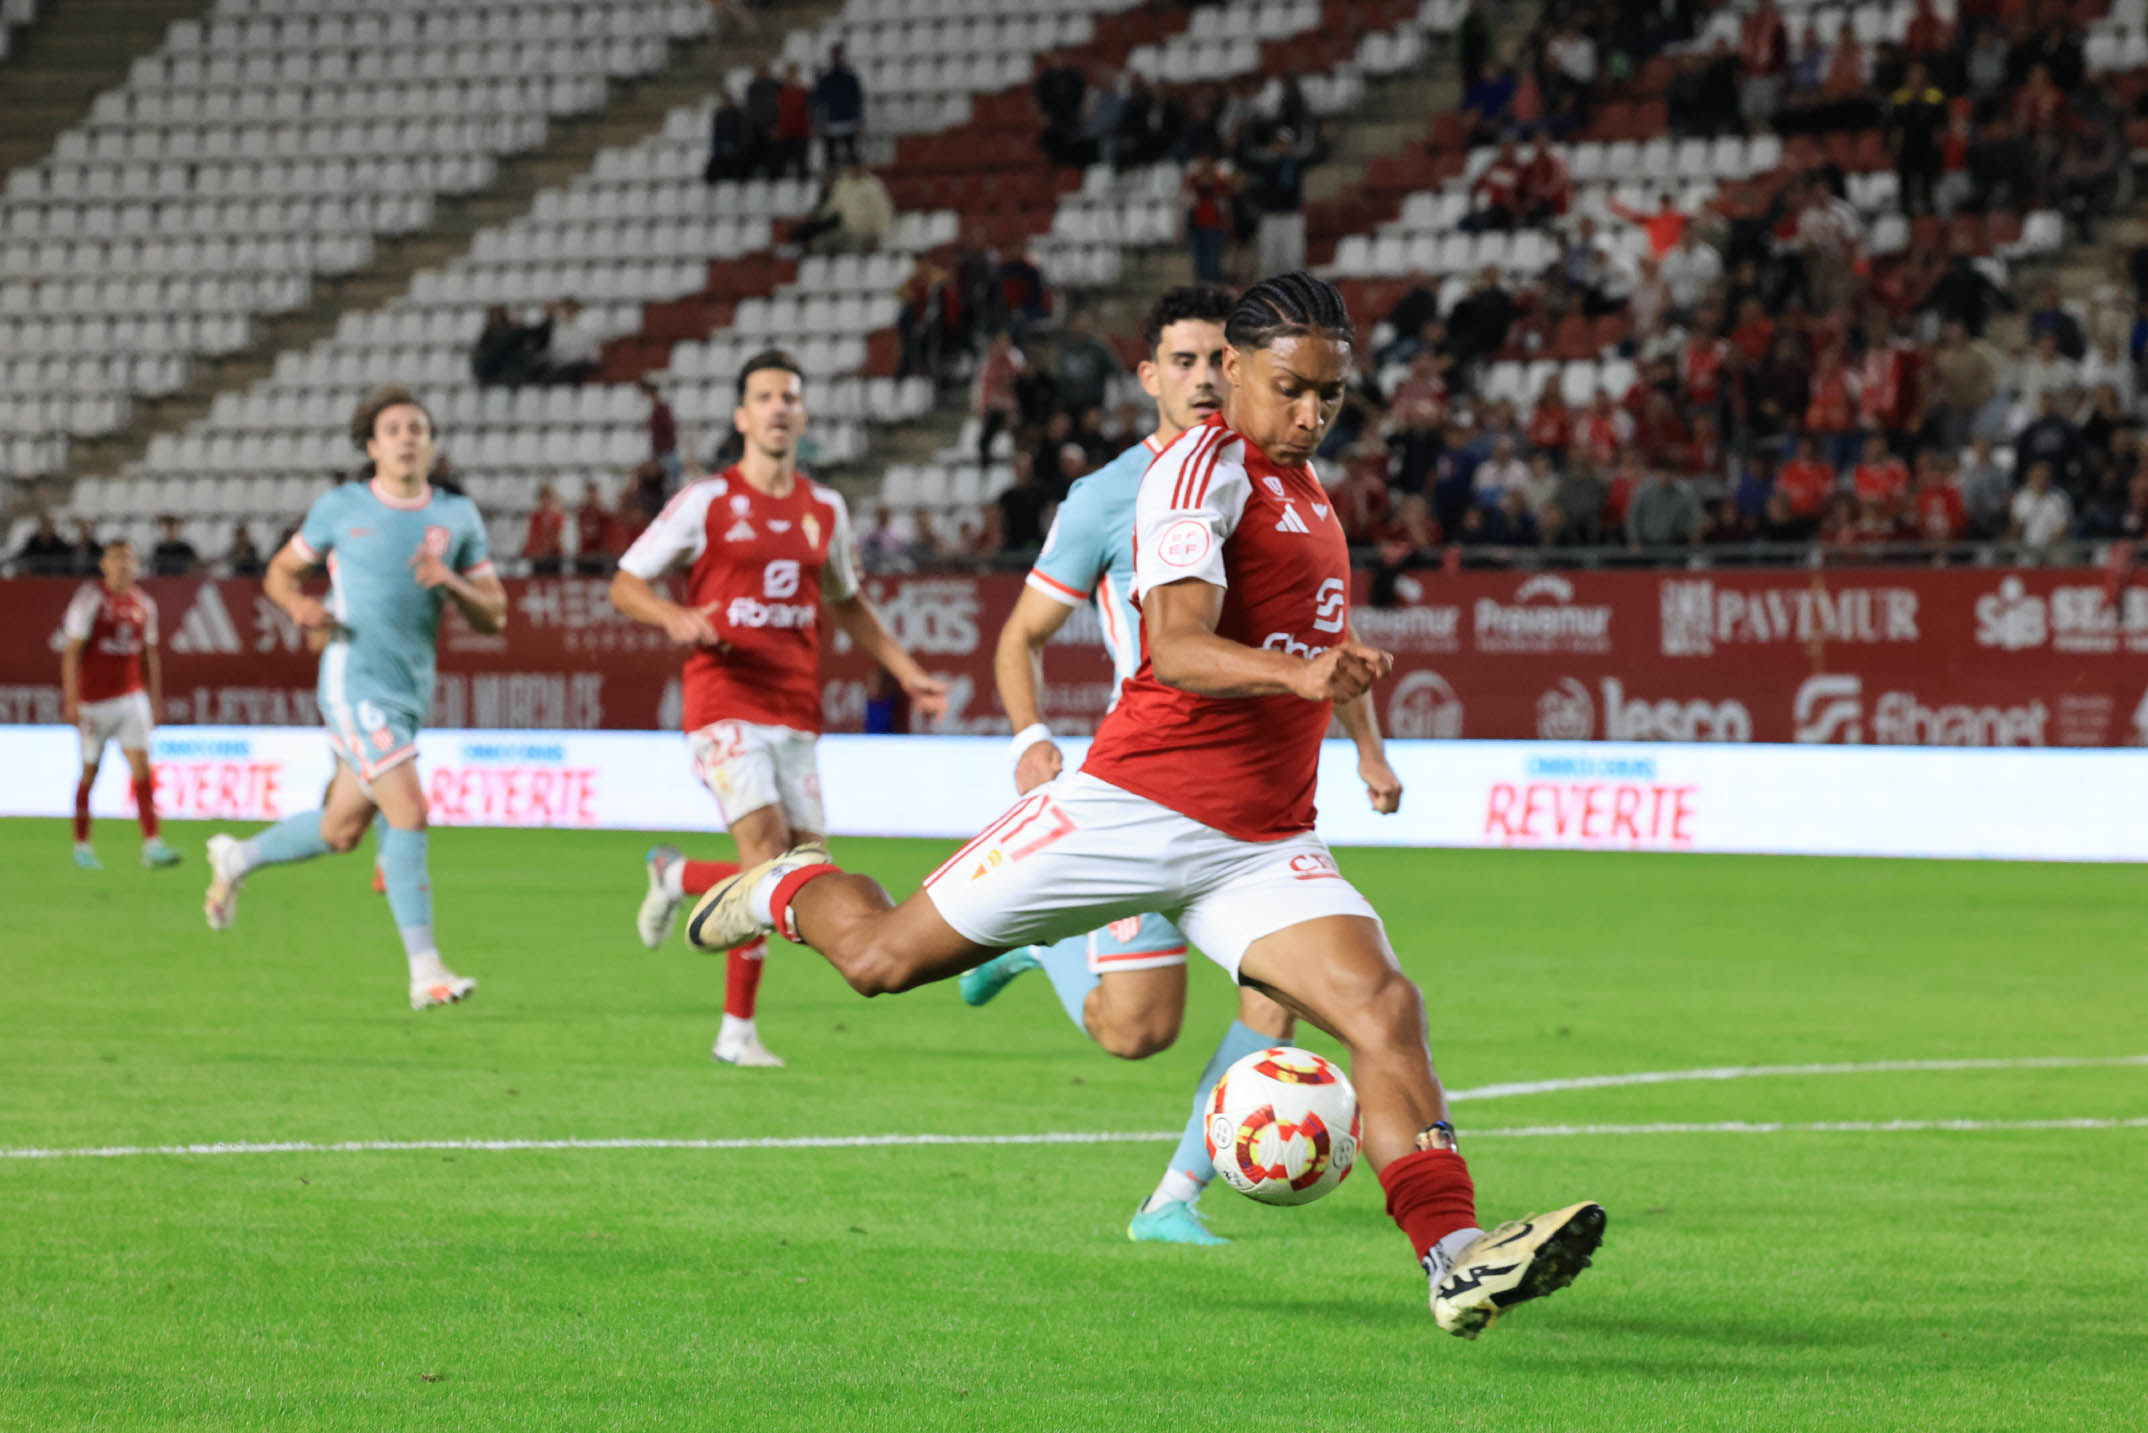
[1288,851,1341,881]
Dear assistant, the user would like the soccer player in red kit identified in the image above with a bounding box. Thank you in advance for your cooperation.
[60,537,180,871]
[681,277,1604,1335]
[609,349,947,1067]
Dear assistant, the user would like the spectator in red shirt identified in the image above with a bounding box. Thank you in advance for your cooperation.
[1776,435,1838,520]
[1739,0,1789,130]
[1330,443,1394,542]
[1578,390,1635,468]
[1181,154,1239,283]
[1519,137,1570,225]
[1805,345,1863,472]
[574,480,617,575]
[772,64,813,179]
[1607,190,1690,259]
[1729,296,1776,365]
[524,484,567,575]
[1851,432,1911,516]
[1903,0,1951,59]
[1526,375,1572,457]
[1908,450,1967,541]
[1465,135,1525,232]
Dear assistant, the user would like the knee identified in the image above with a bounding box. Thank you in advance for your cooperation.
[320,819,364,854]
[1331,968,1427,1056]
[842,940,915,999]
[1092,1006,1182,1060]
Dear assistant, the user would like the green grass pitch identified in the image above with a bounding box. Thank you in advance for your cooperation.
[3,817,2145,1431]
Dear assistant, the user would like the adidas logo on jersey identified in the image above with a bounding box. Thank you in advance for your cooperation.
[170,584,243,655]
[1275,501,1312,535]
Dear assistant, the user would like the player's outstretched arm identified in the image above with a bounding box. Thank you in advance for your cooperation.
[1334,688,1403,814]
[607,569,719,646]
[1145,579,1391,703]
[827,594,949,720]
[59,638,82,727]
[994,587,1078,792]
[143,639,163,732]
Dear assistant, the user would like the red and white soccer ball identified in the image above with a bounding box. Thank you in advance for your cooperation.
[1204,1046,1360,1206]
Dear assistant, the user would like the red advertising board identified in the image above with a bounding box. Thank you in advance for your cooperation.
[2,567,2143,745]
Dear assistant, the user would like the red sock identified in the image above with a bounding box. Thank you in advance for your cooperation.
[132,777,159,839]
[73,778,92,843]
[1377,1148,1479,1263]
[724,937,767,1018]
[680,858,740,895]
[768,862,840,943]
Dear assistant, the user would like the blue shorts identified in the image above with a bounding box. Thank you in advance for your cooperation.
[1085,912,1188,974]
[324,695,420,787]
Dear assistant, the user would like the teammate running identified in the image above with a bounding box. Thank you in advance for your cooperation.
[612,349,947,1067]
[60,536,180,870]
[203,386,507,1011]
[683,275,1603,1336]
[960,285,1403,1247]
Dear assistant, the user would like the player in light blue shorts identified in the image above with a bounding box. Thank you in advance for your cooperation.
[962,288,1403,1244]
[202,386,509,1011]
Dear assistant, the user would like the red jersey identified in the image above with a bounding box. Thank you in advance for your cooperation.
[1806,367,1858,431]
[1578,407,1632,467]
[1520,151,1570,215]
[1472,158,1522,212]
[1776,458,1836,518]
[523,507,564,562]
[617,468,858,734]
[1682,336,1729,406]
[62,582,157,703]
[1852,457,1910,509]
[1526,401,1571,453]
[1083,414,1349,842]
[1911,485,1966,540]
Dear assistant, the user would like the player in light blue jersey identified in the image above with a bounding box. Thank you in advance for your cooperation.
[202,386,509,1011]
[962,288,1403,1244]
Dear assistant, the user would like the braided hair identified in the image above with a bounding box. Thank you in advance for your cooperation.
[1223,271,1354,353]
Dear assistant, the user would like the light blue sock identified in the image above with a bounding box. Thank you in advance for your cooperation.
[1150,1019,1279,1209]
[371,812,388,869]
[379,825,437,962]
[236,810,333,873]
[1034,932,1099,1033]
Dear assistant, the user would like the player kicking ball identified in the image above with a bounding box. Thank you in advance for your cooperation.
[60,536,180,871]
[611,349,946,1067]
[203,386,508,1011]
[961,285,1404,1247]
[685,275,1603,1336]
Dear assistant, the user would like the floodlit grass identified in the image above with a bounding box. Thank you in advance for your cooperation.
[3,819,2144,1431]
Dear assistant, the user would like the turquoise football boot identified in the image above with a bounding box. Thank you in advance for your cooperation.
[959,947,1041,1007]
[1128,1200,1230,1246]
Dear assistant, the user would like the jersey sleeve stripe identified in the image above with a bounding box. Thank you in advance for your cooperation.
[461,559,496,580]
[287,534,318,564]
[1170,426,1223,510]
[1166,428,1206,508]
[1188,431,1231,511]
[1024,569,1085,606]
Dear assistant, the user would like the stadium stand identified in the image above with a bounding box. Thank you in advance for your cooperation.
[7,0,2148,578]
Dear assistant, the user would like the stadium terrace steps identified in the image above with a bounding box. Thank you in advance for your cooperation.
[47,0,846,502]
[0,0,215,180]
[591,0,1234,389]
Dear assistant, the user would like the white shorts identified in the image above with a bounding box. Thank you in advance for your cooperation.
[923,772,1380,982]
[78,691,152,762]
[688,719,825,834]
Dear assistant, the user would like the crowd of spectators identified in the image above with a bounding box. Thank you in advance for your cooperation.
[1314,0,2148,580]
[11,514,273,579]
[707,45,864,183]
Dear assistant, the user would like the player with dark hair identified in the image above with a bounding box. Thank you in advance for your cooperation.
[682,276,1604,1334]
[205,386,508,1011]
[610,349,948,1067]
[961,284,1403,1246]
[61,536,181,871]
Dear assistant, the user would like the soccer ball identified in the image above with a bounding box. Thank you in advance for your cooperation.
[1204,1046,1360,1206]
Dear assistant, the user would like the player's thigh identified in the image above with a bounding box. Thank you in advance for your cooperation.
[688,719,781,829]
[1230,915,1422,1056]
[367,758,429,831]
[1236,983,1296,1041]
[114,691,153,752]
[771,728,826,843]
[76,697,120,766]
[919,775,1192,956]
[727,802,793,866]
[1086,912,1191,1053]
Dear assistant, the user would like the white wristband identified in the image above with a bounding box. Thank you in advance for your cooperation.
[1009,723,1054,772]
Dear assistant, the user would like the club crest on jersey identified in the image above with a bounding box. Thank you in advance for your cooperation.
[1263,476,1287,499]
[1108,916,1144,943]
[801,513,821,548]
[423,525,452,555]
[730,494,751,515]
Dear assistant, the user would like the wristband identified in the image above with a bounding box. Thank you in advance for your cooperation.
[1009,723,1054,772]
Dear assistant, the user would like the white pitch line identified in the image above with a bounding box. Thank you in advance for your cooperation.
[4,1054,2143,1162]
[1445,1053,2148,1103]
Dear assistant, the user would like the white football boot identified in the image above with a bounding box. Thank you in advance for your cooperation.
[202,834,245,931]
[685,841,830,952]
[1432,1201,1606,1339]
[711,1030,786,1067]
[636,844,685,949]
[409,971,478,1011]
